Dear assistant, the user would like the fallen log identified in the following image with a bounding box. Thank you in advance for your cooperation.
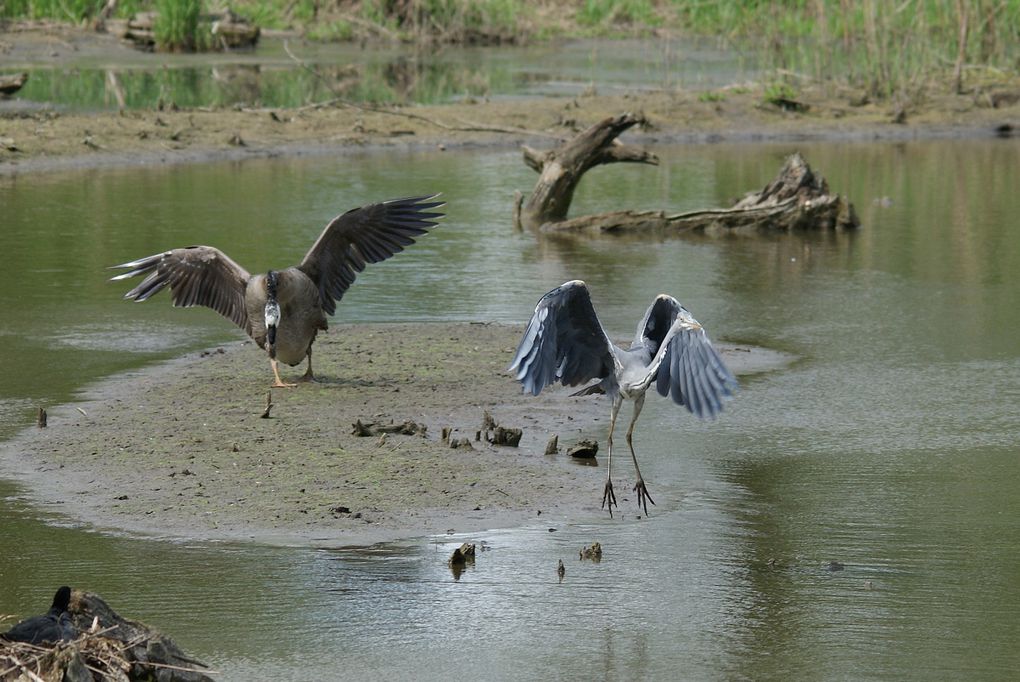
[515,111,858,234]
[351,419,427,437]
[109,10,259,52]
[515,112,657,231]
[0,72,28,97]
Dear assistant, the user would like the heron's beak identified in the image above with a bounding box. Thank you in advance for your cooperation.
[265,300,281,355]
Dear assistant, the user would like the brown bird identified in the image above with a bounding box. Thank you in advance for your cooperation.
[111,195,443,387]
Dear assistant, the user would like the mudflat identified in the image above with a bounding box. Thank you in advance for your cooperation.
[0,322,780,546]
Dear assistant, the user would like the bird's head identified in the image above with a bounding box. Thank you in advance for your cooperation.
[264,271,281,355]
[51,586,71,614]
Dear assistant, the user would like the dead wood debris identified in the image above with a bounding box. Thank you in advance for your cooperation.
[351,419,427,437]
[0,72,28,96]
[516,112,858,234]
[567,439,599,459]
[480,410,522,447]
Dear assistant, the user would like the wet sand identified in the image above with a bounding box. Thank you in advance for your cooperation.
[0,322,785,546]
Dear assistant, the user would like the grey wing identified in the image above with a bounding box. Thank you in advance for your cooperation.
[109,246,253,334]
[649,310,737,419]
[634,293,684,356]
[297,195,443,315]
[509,280,617,396]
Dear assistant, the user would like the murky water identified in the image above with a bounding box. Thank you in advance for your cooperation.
[2,137,1019,679]
[5,37,752,111]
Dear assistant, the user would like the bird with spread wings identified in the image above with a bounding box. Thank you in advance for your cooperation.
[510,280,738,515]
[111,195,442,387]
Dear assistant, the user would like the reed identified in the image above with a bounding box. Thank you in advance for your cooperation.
[153,0,207,51]
[672,0,1020,100]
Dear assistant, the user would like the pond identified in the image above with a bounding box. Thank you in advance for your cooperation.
[3,36,753,111]
[2,136,1019,679]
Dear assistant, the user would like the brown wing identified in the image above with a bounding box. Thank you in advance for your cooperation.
[110,246,253,334]
[296,195,443,315]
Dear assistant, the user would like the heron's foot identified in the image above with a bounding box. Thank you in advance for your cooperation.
[297,372,318,383]
[271,380,297,388]
[601,479,618,517]
[633,478,656,515]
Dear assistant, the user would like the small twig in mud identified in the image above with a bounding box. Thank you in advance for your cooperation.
[260,392,273,419]
[76,407,88,417]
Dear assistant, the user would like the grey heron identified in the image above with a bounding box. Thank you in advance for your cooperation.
[509,280,737,515]
[111,195,442,387]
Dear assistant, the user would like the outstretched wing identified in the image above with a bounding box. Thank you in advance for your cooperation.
[110,246,252,333]
[509,280,618,396]
[634,293,685,357]
[297,195,443,316]
[644,302,738,419]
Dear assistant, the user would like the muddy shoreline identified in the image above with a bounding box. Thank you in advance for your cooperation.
[0,322,783,547]
[3,88,1017,178]
[2,43,1018,178]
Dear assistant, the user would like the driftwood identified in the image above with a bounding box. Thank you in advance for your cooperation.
[515,112,858,235]
[480,410,522,447]
[351,419,426,437]
[108,10,259,52]
[567,439,599,459]
[0,73,28,96]
[1,590,213,682]
[515,112,657,231]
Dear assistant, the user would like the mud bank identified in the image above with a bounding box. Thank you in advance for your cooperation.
[0,322,783,547]
[3,85,1018,177]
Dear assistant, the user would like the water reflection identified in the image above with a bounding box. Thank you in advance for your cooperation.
[2,137,1020,679]
[6,37,754,111]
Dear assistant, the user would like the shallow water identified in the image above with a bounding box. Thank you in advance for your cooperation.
[5,36,752,111]
[2,137,1020,679]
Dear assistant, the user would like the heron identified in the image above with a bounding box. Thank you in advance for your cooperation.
[111,195,442,387]
[2,586,76,644]
[509,280,737,515]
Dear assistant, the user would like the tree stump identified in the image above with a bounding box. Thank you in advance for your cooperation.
[514,112,658,231]
[515,112,858,234]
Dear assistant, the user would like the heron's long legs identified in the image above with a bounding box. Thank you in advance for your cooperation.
[626,393,655,514]
[602,397,622,516]
[299,345,317,382]
[270,359,297,388]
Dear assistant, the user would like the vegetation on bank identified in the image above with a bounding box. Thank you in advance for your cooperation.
[2,0,1018,101]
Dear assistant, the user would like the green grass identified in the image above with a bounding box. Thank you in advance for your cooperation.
[670,0,1020,100]
[153,0,207,51]
[697,90,726,103]
[3,0,1018,98]
[578,0,660,29]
